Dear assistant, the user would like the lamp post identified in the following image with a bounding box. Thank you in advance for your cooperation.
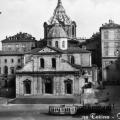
[83,72,89,106]
[6,87,8,104]
[5,75,9,104]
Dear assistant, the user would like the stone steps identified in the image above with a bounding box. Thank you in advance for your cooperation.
[9,97,78,104]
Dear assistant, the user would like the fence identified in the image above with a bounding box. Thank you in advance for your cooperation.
[49,105,77,115]
[75,105,112,115]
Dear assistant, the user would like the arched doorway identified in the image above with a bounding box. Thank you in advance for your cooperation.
[4,66,8,75]
[64,79,73,94]
[44,78,53,94]
[23,79,31,94]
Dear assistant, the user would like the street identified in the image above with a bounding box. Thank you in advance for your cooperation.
[0,104,120,120]
[0,110,84,120]
[0,104,84,120]
[0,85,120,120]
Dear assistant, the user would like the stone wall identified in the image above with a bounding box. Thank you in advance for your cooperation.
[2,42,36,52]
[29,53,91,72]
[101,28,120,69]
[16,74,85,97]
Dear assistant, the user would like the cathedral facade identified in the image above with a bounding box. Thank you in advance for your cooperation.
[16,0,97,97]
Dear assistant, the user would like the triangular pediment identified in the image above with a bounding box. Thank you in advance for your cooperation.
[38,47,57,53]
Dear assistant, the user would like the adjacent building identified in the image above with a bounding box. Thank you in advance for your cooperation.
[0,32,37,97]
[2,32,37,52]
[100,20,120,69]
[100,20,120,82]
[79,32,101,68]
[80,20,120,82]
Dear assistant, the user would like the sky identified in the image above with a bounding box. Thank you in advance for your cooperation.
[0,0,120,49]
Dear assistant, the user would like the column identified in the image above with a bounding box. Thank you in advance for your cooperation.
[74,76,79,95]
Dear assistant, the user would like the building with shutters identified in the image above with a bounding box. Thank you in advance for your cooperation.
[100,20,120,69]
[100,20,120,82]
[0,33,37,97]
[79,20,120,83]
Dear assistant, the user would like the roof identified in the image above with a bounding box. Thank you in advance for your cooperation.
[16,71,80,75]
[49,0,72,25]
[0,51,24,56]
[100,20,120,30]
[47,24,67,39]
[67,62,92,69]
[25,46,63,55]
[68,39,79,43]
[63,47,91,53]
[2,32,37,43]
[25,46,90,55]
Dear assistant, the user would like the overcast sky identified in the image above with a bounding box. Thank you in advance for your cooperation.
[0,0,120,48]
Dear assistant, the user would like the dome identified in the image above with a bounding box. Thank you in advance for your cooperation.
[48,24,67,39]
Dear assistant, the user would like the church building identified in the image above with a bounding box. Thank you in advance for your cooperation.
[16,0,97,97]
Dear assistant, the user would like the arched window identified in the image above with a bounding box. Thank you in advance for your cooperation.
[52,58,56,68]
[71,56,75,64]
[40,58,44,68]
[4,59,7,63]
[72,25,75,36]
[62,41,65,48]
[4,66,8,74]
[55,41,58,48]
[11,59,14,63]
[18,59,21,63]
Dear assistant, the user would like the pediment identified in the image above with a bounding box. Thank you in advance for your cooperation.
[38,47,57,53]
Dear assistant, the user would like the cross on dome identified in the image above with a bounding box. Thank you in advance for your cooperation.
[58,0,62,6]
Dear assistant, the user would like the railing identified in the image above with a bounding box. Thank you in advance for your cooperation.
[49,105,77,115]
[75,105,112,115]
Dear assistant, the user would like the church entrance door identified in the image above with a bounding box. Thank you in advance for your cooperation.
[65,79,72,94]
[44,78,53,94]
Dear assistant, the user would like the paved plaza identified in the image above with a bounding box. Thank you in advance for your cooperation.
[0,103,120,120]
[0,86,120,120]
[0,104,86,120]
